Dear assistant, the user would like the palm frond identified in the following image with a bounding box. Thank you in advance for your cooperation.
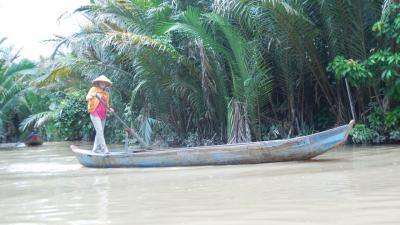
[19,111,56,132]
[137,114,165,144]
[34,66,72,87]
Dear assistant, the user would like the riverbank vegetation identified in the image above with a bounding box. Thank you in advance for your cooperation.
[1,0,399,146]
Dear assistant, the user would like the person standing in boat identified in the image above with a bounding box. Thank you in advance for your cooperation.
[86,75,114,153]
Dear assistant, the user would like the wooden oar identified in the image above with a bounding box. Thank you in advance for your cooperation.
[95,94,149,149]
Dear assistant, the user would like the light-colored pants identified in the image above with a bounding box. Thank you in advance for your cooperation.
[90,115,109,152]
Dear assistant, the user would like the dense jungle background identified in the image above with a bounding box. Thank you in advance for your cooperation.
[1,0,399,146]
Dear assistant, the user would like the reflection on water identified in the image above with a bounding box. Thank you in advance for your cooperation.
[0,142,400,225]
[7,163,81,173]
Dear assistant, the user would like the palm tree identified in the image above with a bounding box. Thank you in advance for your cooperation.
[213,0,383,129]
[49,0,211,144]
[0,38,36,141]
[44,0,387,144]
[162,7,271,143]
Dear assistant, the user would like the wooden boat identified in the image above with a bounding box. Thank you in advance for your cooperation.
[71,120,355,168]
[24,133,44,146]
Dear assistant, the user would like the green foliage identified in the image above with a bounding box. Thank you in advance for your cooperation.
[350,124,373,144]
[362,103,386,144]
[327,56,372,86]
[0,39,37,142]
[163,7,269,142]
[373,3,400,44]
[0,59,36,116]
[367,50,400,78]
[328,2,400,109]
[17,0,396,146]
[354,103,400,144]
[367,50,400,100]
[55,90,93,141]
[385,106,400,130]
[366,103,385,132]
[367,3,400,100]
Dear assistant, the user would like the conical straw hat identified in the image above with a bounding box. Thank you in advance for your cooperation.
[92,75,112,86]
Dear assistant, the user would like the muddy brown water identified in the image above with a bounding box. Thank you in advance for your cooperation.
[0,142,399,225]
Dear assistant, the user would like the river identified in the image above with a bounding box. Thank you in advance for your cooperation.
[0,142,399,225]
